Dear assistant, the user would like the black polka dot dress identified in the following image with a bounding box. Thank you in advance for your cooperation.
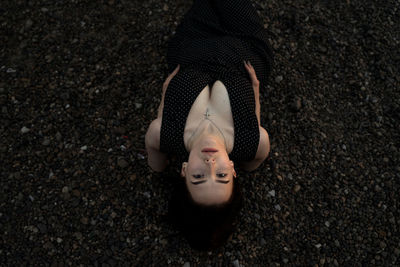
[160,0,273,163]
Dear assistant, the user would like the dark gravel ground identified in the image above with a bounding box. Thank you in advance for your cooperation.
[1,0,399,266]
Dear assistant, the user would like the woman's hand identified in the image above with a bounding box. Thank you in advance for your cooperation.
[244,61,259,95]
[162,64,180,94]
[244,61,261,125]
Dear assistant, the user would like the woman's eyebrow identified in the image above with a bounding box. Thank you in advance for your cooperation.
[191,180,206,185]
[191,180,230,185]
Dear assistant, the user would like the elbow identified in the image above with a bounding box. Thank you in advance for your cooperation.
[148,161,166,172]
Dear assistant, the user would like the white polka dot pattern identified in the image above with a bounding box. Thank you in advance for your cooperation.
[160,0,273,162]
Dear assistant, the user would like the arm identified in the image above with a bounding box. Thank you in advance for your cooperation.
[145,118,168,172]
[157,65,180,118]
[240,61,269,171]
[146,65,180,171]
[240,127,270,171]
[244,61,261,125]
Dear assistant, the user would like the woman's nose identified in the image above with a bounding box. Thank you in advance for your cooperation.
[205,158,215,164]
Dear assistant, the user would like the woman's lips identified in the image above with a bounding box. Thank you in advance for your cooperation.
[202,148,218,153]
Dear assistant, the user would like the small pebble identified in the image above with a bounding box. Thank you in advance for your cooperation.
[42,138,51,146]
[37,223,47,234]
[21,126,30,134]
[80,217,89,225]
[72,189,81,197]
[268,190,276,197]
[291,97,302,111]
[232,259,240,267]
[113,127,126,135]
[293,184,301,193]
[25,19,33,29]
[275,75,283,83]
[163,4,169,11]
[55,132,62,141]
[117,158,129,168]
[16,194,24,204]
[43,241,54,250]
[74,232,83,240]
[80,145,88,151]
[183,262,190,267]
[274,204,281,211]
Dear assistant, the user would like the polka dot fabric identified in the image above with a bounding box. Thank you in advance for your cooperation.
[160,0,273,163]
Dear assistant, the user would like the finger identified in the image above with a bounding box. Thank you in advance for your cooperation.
[244,60,252,70]
[168,65,180,77]
[171,64,180,75]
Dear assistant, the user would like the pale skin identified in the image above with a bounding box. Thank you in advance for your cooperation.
[145,62,270,204]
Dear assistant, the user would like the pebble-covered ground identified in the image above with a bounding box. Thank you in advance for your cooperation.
[1,0,399,266]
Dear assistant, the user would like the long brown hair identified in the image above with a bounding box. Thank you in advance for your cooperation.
[168,176,243,250]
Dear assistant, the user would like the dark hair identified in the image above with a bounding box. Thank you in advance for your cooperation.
[168,176,243,250]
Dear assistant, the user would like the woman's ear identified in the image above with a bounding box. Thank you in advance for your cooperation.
[181,162,188,177]
[230,161,237,178]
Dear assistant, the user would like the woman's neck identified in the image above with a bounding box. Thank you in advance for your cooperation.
[186,121,227,152]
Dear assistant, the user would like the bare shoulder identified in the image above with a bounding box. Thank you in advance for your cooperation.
[257,126,270,160]
[145,118,169,172]
[145,118,162,150]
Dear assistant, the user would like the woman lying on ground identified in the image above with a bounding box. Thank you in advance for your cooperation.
[145,0,273,250]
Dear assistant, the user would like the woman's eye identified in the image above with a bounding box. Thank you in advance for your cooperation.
[217,173,227,178]
[193,174,203,178]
